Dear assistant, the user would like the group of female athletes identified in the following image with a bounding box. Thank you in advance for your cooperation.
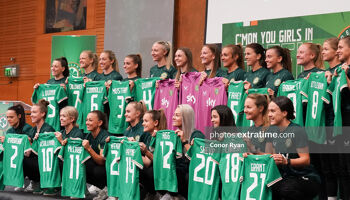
[3,35,350,200]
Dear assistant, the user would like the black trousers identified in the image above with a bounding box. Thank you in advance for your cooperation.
[272,176,320,200]
[85,159,107,189]
[23,153,40,182]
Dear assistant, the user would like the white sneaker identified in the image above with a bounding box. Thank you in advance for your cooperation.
[88,185,101,195]
[160,193,173,200]
[93,186,108,200]
[14,187,24,192]
[24,180,34,192]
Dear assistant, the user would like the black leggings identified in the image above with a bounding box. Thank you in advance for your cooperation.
[23,154,40,182]
[272,176,320,200]
[85,159,107,189]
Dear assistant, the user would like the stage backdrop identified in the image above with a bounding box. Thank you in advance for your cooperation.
[104,0,174,78]
[0,102,13,136]
[222,11,350,77]
[51,35,96,77]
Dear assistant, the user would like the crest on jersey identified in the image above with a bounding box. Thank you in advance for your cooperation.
[230,78,235,83]
[274,79,281,86]
[285,138,292,148]
[258,137,265,143]
[135,135,140,141]
[253,77,259,85]
[161,72,168,79]
[169,90,173,96]
[68,62,81,77]
[195,85,199,91]
[214,88,219,95]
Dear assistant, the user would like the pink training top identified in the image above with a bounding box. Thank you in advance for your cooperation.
[179,72,202,110]
[195,77,227,137]
[154,79,179,131]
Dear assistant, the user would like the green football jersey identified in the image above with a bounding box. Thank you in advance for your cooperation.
[103,136,127,197]
[2,134,31,187]
[219,153,244,200]
[47,77,66,84]
[240,155,282,200]
[247,88,269,95]
[134,77,160,110]
[66,77,84,110]
[227,81,247,127]
[301,72,331,144]
[245,67,271,88]
[82,70,103,81]
[327,68,348,136]
[224,67,246,82]
[117,141,144,200]
[266,68,294,94]
[149,130,182,192]
[58,138,91,199]
[277,79,306,126]
[79,81,107,133]
[186,138,221,200]
[150,65,177,79]
[101,70,123,81]
[297,67,323,79]
[32,132,62,188]
[32,84,67,131]
[108,81,132,134]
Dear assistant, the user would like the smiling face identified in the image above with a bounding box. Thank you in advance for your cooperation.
[174,49,188,68]
[221,47,235,68]
[124,104,139,123]
[337,39,350,63]
[211,109,220,128]
[244,98,262,121]
[79,52,92,69]
[265,49,281,69]
[85,112,101,132]
[200,46,215,66]
[296,44,314,66]
[268,102,286,126]
[60,111,74,127]
[99,52,114,71]
[142,113,157,133]
[151,43,167,62]
[30,105,45,124]
[123,56,138,75]
[245,47,260,67]
[322,42,337,62]
[6,110,20,128]
[172,107,182,128]
[51,60,65,77]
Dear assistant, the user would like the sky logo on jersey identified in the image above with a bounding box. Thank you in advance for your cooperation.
[161,98,169,108]
[186,94,196,104]
[206,98,216,107]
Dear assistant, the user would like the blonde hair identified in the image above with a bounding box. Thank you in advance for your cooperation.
[102,50,119,72]
[303,43,324,69]
[177,104,195,141]
[154,41,173,70]
[82,50,99,70]
[60,106,79,126]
